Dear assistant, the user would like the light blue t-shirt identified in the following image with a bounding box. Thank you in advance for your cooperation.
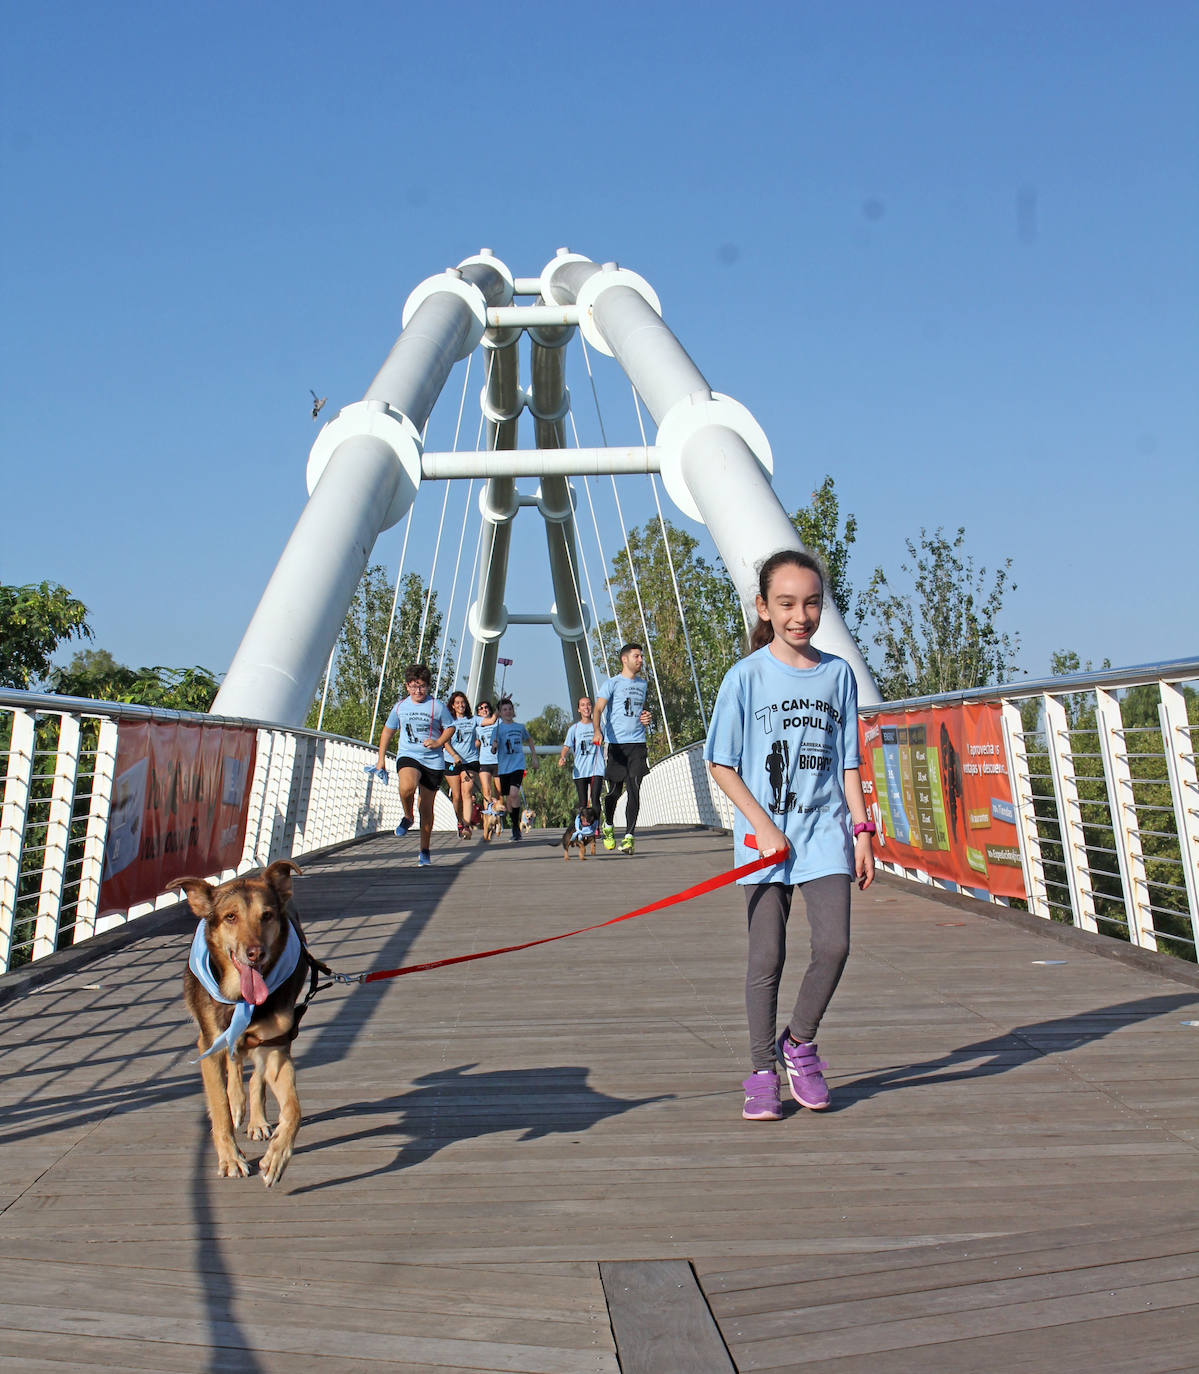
[704,648,860,885]
[476,719,499,768]
[563,721,606,779]
[494,720,531,773]
[444,715,480,767]
[597,674,648,744]
[385,695,454,770]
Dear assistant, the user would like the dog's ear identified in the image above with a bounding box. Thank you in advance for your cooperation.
[175,877,215,918]
[264,859,301,904]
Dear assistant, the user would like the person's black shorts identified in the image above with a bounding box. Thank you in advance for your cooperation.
[396,756,445,792]
[445,760,477,778]
[498,769,525,794]
[604,742,648,786]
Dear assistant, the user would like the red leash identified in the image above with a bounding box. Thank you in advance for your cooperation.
[354,843,788,985]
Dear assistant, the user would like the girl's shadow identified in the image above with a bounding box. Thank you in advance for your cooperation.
[289,1062,672,1193]
[833,992,1198,1110]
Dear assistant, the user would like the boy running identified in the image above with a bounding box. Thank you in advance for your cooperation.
[593,643,652,853]
[376,664,456,868]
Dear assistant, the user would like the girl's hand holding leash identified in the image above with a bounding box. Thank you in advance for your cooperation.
[755,821,788,860]
[855,832,876,890]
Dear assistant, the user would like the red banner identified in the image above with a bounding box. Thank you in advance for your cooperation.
[858,702,1025,899]
[99,721,257,914]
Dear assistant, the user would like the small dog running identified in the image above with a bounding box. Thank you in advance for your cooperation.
[180,860,322,1187]
[561,807,599,861]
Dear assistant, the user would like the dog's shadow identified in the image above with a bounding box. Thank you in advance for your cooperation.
[289,1062,672,1194]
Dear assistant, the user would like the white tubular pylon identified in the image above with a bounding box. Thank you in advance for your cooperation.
[213,254,513,725]
[541,251,881,704]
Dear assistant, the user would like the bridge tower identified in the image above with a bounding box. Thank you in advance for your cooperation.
[212,250,880,727]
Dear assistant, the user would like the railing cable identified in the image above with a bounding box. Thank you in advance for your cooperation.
[632,386,708,733]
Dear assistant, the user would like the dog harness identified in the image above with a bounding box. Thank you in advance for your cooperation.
[570,815,599,843]
[188,920,303,1060]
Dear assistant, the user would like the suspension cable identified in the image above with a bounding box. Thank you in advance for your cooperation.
[370,507,414,744]
[568,411,618,673]
[431,352,479,697]
[632,387,708,733]
[316,641,337,732]
[578,335,673,752]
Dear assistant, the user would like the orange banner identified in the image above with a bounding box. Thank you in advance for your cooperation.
[858,702,1025,899]
[99,721,257,914]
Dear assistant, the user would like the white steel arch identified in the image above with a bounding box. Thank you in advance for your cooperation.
[213,249,880,727]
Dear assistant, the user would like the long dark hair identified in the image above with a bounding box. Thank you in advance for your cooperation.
[448,690,472,718]
[749,549,826,651]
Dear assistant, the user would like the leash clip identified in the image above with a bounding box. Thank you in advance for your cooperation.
[331,970,366,986]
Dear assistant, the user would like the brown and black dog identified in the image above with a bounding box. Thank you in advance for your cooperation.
[180,860,316,1188]
[561,807,599,861]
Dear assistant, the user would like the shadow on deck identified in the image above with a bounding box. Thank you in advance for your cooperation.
[1,828,1197,1373]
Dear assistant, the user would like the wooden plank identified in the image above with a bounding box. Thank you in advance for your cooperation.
[600,1260,733,1374]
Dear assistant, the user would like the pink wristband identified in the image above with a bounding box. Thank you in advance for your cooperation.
[852,821,876,837]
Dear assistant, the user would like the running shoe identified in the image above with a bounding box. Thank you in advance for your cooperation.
[775,1032,831,1110]
[601,823,616,851]
[620,833,635,854]
[510,828,521,842]
[456,822,468,839]
[394,816,413,838]
[418,850,432,867]
[741,1071,782,1121]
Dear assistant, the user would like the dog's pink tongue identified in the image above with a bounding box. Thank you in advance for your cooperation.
[235,960,269,1005]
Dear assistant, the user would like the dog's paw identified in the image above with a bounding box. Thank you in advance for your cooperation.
[217,1149,250,1179]
[246,1120,272,1141]
[259,1136,293,1188]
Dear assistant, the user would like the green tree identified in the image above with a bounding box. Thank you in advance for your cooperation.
[790,475,859,621]
[0,581,92,688]
[521,703,576,827]
[857,527,1019,700]
[594,519,743,763]
[309,564,454,743]
[48,649,221,711]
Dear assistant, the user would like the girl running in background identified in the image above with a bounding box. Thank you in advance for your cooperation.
[444,691,480,839]
[494,697,539,841]
[558,695,606,812]
[704,550,875,1122]
[474,698,502,832]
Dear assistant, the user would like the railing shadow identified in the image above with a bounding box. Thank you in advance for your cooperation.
[288,1062,674,1195]
[835,992,1199,1108]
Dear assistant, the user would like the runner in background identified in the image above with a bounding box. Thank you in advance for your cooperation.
[559,695,605,812]
[494,697,539,842]
[444,690,479,839]
[376,664,456,868]
[594,643,652,855]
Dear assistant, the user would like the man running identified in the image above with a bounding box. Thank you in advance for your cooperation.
[376,664,456,867]
[593,643,652,854]
[494,697,539,841]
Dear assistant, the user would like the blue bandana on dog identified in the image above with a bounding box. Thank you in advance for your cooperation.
[188,919,302,1060]
[570,815,599,843]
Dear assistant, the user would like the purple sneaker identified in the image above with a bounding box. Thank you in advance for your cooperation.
[776,1033,831,1110]
[741,1071,782,1121]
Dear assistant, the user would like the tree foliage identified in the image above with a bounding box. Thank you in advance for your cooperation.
[594,519,744,763]
[857,527,1020,699]
[309,564,454,743]
[790,475,859,621]
[47,649,221,711]
[520,704,576,827]
[0,581,92,688]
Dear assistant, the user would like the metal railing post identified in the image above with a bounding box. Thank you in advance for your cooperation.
[1095,688,1155,949]
[1042,694,1099,934]
[1159,682,1199,950]
[0,710,37,974]
[33,714,81,960]
[1002,701,1049,917]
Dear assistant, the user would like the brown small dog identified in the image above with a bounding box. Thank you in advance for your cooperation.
[561,807,598,861]
[482,802,504,842]
[180,860,315,1188]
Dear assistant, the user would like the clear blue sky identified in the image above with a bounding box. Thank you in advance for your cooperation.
[2,1,1195,719]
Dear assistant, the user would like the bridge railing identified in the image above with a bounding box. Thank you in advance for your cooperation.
[639,659,1199,962]
[0,692,455,975]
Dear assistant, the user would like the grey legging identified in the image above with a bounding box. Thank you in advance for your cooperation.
[744,876,852,1070]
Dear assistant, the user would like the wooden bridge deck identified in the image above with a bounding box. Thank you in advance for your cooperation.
[1,827,1197,1373]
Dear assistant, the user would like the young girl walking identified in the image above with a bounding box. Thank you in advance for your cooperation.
[704,550,875,1121]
